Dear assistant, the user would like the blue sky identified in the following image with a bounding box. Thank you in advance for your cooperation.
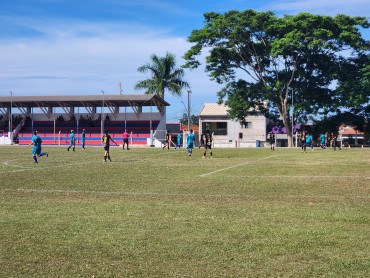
[0,0,369,121]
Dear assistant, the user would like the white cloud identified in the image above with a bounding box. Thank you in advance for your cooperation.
[0,18,222,120]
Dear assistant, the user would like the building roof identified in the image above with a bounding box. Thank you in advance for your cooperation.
[339,125,364,135]
[198,103,228,116]
[0,94,169,108]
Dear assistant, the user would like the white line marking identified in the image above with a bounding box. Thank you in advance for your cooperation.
[200,155,279,177]
[0,161,93,174]
[1,188,368,199]
[3,161,34,169]
[218,175,369,179]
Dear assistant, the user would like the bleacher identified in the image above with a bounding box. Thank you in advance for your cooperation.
[17,120,160,145]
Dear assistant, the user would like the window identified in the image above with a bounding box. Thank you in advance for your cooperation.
[242,121,252,128]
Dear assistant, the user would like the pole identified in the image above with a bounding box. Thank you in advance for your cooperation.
[9,91,13,144]
[77,106,79,144]
[291,91,294,147]
[54,119,56,144]
[187,90,191,131]
[31,107,34,135]
[101,91,105,137]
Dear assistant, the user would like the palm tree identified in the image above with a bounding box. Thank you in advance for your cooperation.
[135,52,190,99]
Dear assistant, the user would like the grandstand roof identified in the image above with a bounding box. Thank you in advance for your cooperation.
[0,94,169,107]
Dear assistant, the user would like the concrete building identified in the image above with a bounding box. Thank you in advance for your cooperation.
[198,103,268,147]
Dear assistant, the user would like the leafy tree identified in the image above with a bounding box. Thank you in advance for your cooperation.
[183,9,369,146]
[135,52,190,100]
[179,113,199,125]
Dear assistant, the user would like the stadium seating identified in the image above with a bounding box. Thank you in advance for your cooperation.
[16,120,159,145]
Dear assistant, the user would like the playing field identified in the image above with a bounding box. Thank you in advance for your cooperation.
[0,145,369,277]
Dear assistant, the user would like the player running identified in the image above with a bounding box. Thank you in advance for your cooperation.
[163,130,171,150]
[81,129,86,150]
[306,133,314,151]
[29,131,48,163]
[319,133,326,149]
[67,130,75,151]
[102,130,118,162]
[175,132,181,149]
[269,132,275,151]
[187,129,195,156]
[123,129,129,150]
[203,130,213,159]
[332,135,341,151]
[299,132,307,153]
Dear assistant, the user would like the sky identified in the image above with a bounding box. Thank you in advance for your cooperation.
[0,0,369,122]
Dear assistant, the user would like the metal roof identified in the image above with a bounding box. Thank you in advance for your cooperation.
[0,94,170,107]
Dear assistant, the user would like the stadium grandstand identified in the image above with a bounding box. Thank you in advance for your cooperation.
[0,94,169,146]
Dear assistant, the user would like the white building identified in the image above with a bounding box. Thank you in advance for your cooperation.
[198,103,268,148]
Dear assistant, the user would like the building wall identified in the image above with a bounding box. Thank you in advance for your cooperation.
[199,113,268,147]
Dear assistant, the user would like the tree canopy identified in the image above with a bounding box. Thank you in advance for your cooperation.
[183,9,369,146]
[135,52,190,100]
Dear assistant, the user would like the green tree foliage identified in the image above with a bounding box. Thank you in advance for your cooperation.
[183,9,369,146]
[135,52,190,100]
[179,113,199,125]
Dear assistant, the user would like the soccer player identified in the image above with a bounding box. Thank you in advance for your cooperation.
[29,131,48,163]
[175,132,181,149]
[163,130,171,150]
[269,132,275,151]
[102,130,118,162]
[306,133,314,151]
[203,130,213,159]
[320,133,326,149]
[299,132,307,153]
[199,131,205,149]
[187,129,195,156]
[123,129,129,150]
[332,135,341,151]
[81,129,86,150]
[67,130,75,151]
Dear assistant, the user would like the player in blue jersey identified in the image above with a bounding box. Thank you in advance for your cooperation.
[203,130,213,159]
[28,131,48,163]
[186,129,195,156]
[306,134,313,151]
[81,129,86,150]
[175,132,181,149]
[67,130,75,151]
[319,134,326,149]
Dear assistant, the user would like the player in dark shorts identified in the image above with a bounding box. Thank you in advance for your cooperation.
[123,129,129,150]
[102,130,118,162]
[203,130,213,159]
[300,132,307,153]
[269,132,275,151]
[163,130,171,150]
[332,135,341,151]
[199,131,205,149]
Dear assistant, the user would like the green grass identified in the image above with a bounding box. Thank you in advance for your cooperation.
[0,145,369,277]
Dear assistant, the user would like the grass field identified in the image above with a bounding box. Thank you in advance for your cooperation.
[0,145,369,277]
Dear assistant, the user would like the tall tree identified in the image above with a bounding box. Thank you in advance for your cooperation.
[135,52,190,100]
[183,10,369,146]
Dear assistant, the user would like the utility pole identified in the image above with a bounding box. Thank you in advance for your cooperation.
[291,91,294,147]
[9,91,13,145]
[187,90,191,132]
[101,91,105,137]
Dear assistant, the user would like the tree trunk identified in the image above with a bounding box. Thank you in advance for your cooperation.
[277,104,294,147]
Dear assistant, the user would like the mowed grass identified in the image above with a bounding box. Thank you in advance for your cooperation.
[0,145,369,277]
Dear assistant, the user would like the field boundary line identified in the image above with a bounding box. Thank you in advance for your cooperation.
[219,175,369,179]
[0,161,94,174]
[1,188,369,199]
[200,155,279,177]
